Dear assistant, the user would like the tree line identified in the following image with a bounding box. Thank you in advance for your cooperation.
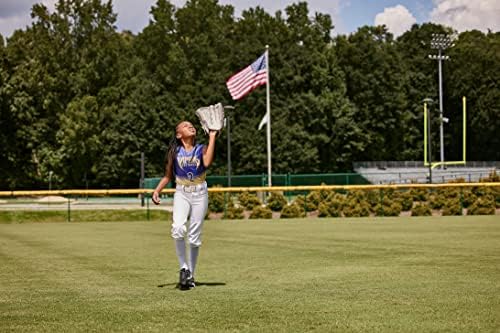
[0,0,499,190]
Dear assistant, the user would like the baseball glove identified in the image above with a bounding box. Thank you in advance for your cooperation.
[195,103,225,135]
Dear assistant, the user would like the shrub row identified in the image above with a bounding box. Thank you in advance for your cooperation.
[207,172,500,219]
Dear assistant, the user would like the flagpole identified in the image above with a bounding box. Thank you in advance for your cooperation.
[265,45,272,186]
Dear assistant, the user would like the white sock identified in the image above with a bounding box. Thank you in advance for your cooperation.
[175,239,188,270]
[189,246,200,278]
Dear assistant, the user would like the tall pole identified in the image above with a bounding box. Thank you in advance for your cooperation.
[463,96,466,163]
[438,48,444,170]
[49,171,53,191]
[423,98,433,183]
[265,45,272,186]
[227,113,231,187]
[429,33,453,169]
[427,105,433,184]
[224,106,235,187]
[140,152,145,207]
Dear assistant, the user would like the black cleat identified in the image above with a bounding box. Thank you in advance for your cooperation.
[187,276,196,289]
[179,268,189,290]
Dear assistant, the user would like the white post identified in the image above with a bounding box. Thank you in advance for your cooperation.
[438,48,445,169]
[265,46,272,186]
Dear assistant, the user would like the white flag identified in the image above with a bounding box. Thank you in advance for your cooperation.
[258,113,269,131]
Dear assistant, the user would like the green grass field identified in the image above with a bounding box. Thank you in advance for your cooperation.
[1,216,499,332]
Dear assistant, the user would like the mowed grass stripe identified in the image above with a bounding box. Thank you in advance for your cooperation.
[0,216,499,332]
[0,223,177,331]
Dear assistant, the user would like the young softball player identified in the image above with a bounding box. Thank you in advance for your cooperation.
[152,121,218,290]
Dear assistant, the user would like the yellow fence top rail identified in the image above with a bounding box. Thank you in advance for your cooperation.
[1,182,499,197]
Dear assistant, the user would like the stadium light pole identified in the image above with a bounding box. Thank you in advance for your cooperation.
[428,33,454,169]
[224,105,235,187]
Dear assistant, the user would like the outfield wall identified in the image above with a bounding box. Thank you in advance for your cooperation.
[1,182,500,197]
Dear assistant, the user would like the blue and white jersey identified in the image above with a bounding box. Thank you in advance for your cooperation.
[174,144,206,185]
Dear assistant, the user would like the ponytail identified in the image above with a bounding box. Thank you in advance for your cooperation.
[164,132,181,179]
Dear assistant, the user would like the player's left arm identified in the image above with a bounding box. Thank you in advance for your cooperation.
[202,131,217,167]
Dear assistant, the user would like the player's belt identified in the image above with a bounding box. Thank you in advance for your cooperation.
[176,182,207,193]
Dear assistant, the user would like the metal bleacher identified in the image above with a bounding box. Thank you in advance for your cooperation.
[353,161,499,184]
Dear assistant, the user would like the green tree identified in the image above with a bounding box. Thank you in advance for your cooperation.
[397,23,455,161]
[0,33,15,188]
[52,96,101,186]
[135,0,237,178]
[446,30,500,161]
[228,2,364,173]
[2,0,499,190]
[3,0,127,188]
[336,26,410,162]
[3,27,50,188]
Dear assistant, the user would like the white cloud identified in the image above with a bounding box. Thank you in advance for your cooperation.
[430,0,500,32]
[374,5,417,37]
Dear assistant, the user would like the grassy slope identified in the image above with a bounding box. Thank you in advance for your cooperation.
[0,216,499,332]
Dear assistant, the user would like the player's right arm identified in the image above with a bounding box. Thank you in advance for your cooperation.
[152,176,170,205]
[152,161,173,205]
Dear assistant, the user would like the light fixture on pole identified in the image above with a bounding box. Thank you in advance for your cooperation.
[428,33,454,169]
[224,105,235,187]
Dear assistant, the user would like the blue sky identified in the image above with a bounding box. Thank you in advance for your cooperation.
[340,0,432,33]
[1,0,499,39]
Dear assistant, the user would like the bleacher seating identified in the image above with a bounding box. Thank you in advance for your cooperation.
[353,162,498,184]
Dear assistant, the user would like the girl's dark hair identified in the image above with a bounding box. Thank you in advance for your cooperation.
[164,130,181,179]
[164,121,196,178]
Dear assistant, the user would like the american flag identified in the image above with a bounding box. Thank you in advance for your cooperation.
[226,53,267,100]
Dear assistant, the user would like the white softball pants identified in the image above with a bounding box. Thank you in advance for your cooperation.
[171,182,208,247]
